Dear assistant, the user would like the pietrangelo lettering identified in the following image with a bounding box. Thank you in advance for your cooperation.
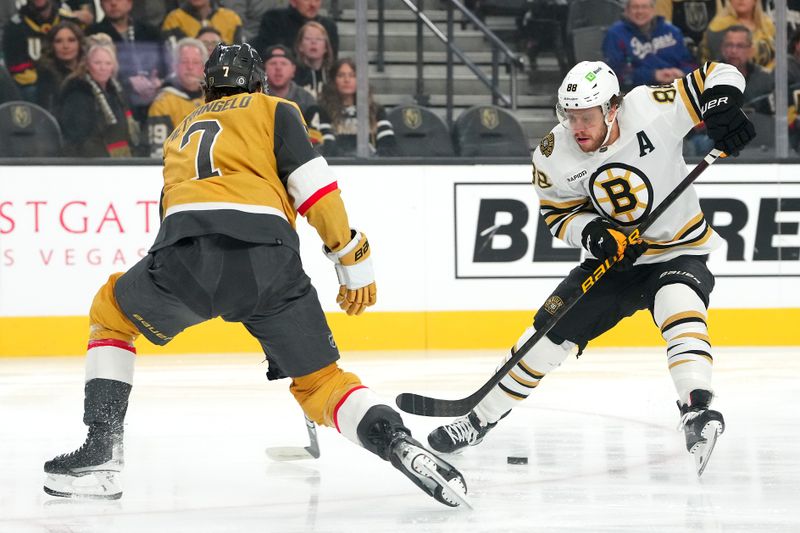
[169,95,253,143]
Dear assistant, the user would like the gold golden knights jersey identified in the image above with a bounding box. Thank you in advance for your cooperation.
[153,92,350,255]
[161,5,242,44]
[147,85,204,158]
[532,62,745,265]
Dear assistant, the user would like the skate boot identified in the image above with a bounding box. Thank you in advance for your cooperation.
[44,424,124,499]
[389,432,471,508]
[356,405,470,508]
[427,410,497,454]
[677,389,725,477]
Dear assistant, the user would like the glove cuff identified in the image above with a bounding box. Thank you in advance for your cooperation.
[700,85,743,114]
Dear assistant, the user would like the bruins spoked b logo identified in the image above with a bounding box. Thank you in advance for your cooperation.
[588,163,653,226]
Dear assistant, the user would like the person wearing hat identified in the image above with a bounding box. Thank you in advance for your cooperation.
[263,44,322,146]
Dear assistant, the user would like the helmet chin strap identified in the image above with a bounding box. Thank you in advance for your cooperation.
[600,109,617,147]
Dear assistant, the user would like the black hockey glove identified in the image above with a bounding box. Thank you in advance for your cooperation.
[700,85,756,157]
[581,218,648,270]
[581,218,626,263]
[614,238,648,271]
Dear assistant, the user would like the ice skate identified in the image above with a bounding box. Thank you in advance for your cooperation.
[677,389,725,477]
[43,425,124,500]
[427,411,497,454]
[389,432,471,508]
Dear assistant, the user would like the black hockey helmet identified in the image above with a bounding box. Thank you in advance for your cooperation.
[204,43,267,94]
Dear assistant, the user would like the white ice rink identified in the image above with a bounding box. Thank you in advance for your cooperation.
[2,347,799,533]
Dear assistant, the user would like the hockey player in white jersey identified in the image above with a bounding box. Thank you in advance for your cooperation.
[428,60,755,475]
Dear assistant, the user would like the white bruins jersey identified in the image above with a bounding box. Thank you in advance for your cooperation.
[532,62,745,265]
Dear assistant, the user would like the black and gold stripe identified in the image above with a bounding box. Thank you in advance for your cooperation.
[677,62,719,125]
[661,311,707,335]
[540,198,594,240]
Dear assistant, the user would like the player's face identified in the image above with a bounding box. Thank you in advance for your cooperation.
[291,0,322,19]
[299,27,327,60]
[100,0,132,20]
[335,64,357,97]
[721,31,752,68]
[625,0,655,28]
[53,28,80,63]
[265,57,295,89]
[177,46,205,92]
[87,48,115,86]
[564,106,608,152]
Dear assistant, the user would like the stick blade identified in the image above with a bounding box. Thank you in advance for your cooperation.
[395,392,472,417]
[265,446,317,462]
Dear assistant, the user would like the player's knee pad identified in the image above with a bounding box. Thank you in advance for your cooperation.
[499,326,575,400]
[89,273,140,344]
[653,283,713,402]
[289,362,363,428]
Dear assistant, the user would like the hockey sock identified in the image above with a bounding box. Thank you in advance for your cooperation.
[334,386,407,460]
[653,283,714,404]
[83,339,136,429]
[474,326,575,424]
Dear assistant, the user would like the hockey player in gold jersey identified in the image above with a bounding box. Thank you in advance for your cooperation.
[428,60,756,476]
[43,43,469,508]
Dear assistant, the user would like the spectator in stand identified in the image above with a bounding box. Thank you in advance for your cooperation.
[2,0,79,99]
[262,44,323,146]
[36,20,85,113]
[196,25,222,55]
[220,0,270,42]
[294,20,334,99]
[317,58,397,157]
[132,0,178,29]
[87,0,167,125]
[0,0,16,60]
[146,37,206,158]
[252,0,338,59]
[720,25,773,113]
[162,0,242,45]
[705,0,775,70]
[58,33,139,157]
[603,0,696,91]
[63,0,96,27]
[655,0,721,61]
[0,63,20,103]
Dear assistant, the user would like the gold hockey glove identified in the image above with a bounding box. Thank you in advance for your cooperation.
[324,229,377,316]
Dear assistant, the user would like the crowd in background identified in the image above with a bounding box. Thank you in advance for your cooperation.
[0,0,798,157]
[0,0,397,157]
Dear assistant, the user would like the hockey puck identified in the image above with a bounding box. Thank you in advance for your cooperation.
[507,456,528,465]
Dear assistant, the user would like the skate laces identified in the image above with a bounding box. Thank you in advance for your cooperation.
[677,408,703,431]
[443,416,482,445]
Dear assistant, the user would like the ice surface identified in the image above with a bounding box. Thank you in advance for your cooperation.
[1,347,798,532]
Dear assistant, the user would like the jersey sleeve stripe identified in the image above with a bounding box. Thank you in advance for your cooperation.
[286,156,337,214]
[297,181,338,216]
[692,69,705,94]
[678,78,702,124]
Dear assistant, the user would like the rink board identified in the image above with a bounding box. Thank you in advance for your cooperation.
[0,163,798,355]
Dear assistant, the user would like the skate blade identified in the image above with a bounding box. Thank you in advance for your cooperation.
[692,420,723,477]
[415,459,473,509]
[44,472,122,500]
[265,446,317,461]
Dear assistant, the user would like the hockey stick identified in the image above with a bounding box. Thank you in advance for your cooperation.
[265,415,321,461]
[397,148,724,417]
